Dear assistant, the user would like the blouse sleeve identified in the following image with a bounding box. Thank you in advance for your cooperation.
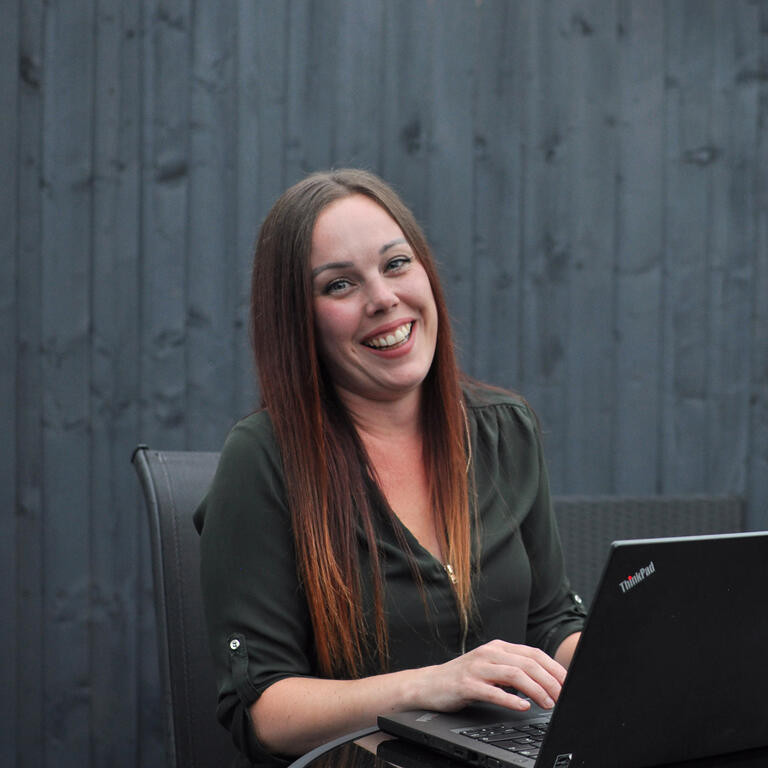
[513,404,587,656]
[194,412,313,766]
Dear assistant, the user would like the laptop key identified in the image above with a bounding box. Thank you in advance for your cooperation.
[517,724,545,735]
[487,739,526,751]
[481,732,527,744]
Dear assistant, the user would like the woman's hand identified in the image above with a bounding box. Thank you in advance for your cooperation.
[414,639,567,713]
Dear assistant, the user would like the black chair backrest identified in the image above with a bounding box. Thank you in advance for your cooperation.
[554,494,744,607]
[132,446,236,768]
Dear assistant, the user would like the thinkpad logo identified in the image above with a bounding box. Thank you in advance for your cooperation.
[619,560,655,593]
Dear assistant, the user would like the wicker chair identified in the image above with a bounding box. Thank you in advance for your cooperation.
[553,494,744,607]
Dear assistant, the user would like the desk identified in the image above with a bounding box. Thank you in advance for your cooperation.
[300,731,768,768]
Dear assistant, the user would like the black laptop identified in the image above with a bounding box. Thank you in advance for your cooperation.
[378,532,768,768]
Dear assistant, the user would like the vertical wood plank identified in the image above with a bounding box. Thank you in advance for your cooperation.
[89,0,143,765]
[332,0,384,170]
[379,0,432,218]
[138,0,192,763]
[425,0,476,363]
[661,0,716,492]
[747,1,768,529]
[39,0,95,762]
[521,0,575,489]
[16,3,45,763]
[614,0,665,492]
[187,0,237,450]
[706,0,760,494]
[284,0,339,182]
[471,0,528,388]
[234,0,289,416]
[141,0,190,451]
[563,0,619,492]
[0,2,19,765]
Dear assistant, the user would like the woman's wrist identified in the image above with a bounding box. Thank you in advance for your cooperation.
[385,664,434,713]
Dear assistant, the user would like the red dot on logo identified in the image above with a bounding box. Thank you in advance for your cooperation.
[628,576,632,580]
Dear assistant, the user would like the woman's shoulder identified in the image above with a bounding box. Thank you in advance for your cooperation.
[462,379,534,418]
[194,408,286,534]
[461,379,542,451]
[221,408,279,460]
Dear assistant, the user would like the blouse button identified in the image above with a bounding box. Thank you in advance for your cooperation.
[229,638,241,651]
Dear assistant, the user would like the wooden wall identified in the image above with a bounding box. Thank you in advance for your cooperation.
[3,1,767,765]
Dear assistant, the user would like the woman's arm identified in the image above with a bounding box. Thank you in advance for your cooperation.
[554,631,581,668]
[251,639,567,756]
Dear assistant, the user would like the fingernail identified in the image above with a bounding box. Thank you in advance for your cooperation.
[544,697,554,708]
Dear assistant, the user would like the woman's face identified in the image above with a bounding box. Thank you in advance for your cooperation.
[309,194,438,405]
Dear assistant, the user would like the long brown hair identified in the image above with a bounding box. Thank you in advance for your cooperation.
[250,169,471,677]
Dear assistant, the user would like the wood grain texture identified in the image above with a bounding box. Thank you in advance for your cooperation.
[614,0,665,493]
[138,1,194,763]
[233,0,288,417]
[563,0,620,492]
[16,5,46,765]
[380,1,432,224]
[748,0,768,529]
[706,1,760,494]
[89,1,144,764]
[8,2,768,766]
[39,1,94,763]
[425,1,476,361]
[662,0,717,493]
[333,0,384,170]
[0,3,19,766]
[471,0,526,387]
[521,0,575,487]
[187,0,237,452]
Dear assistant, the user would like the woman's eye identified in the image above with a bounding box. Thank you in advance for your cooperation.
[324,278,352,295]
[386,255,412,272]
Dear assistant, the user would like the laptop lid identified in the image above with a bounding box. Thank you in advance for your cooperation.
[379,531,768,768]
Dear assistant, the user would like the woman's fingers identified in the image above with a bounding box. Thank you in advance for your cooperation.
[423,640,568,713]
[489,642,565,707]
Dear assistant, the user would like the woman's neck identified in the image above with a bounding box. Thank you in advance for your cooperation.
[335,386,423,443]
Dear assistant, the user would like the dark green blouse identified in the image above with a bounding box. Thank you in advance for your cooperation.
[195,385,586,767]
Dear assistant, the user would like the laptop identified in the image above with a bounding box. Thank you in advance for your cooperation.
[378,531,768,768]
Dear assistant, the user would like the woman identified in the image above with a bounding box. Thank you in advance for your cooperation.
[195,169,585,767]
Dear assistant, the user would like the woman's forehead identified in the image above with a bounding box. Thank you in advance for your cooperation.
[310,195,408,266]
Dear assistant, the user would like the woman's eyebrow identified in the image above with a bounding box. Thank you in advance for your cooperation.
[311,261,353,278]
[379,237,408,254]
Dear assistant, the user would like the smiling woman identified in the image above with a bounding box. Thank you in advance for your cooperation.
[194,170,586,768]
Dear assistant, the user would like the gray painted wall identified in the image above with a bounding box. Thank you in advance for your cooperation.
[3,1,767,765]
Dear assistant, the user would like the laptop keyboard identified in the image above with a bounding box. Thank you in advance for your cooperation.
[458,720,550,760]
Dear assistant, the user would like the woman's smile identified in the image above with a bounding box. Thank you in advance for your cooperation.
[362,321,414,351]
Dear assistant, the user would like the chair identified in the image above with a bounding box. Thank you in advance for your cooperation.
[554,494,744,607]
[132,445,236,767]
[133,446,376,768]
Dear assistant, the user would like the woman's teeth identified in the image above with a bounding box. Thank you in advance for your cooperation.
[364,322,413,349]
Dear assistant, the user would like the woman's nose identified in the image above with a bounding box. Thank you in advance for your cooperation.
[364,278,399,315]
